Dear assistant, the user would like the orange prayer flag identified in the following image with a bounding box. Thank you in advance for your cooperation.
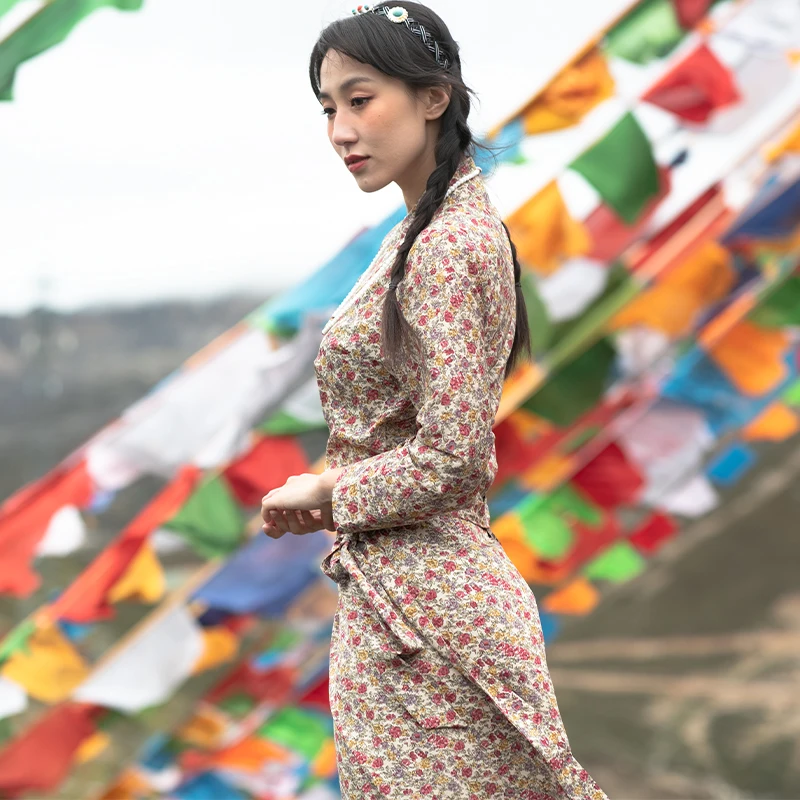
[0,704,99,798]
[0,459,93,597]
[176,706,229,748]
[312,737,338,778]
[97,769,150,800]
[542,578,600,614]
[764,118,800,163]
[521,48,615,135]
[1,622,89,703]
[611,240,734,336]
[708,320,790,396]
[191,626,239,675]
[505,181,591,275]
[742,402,800,442]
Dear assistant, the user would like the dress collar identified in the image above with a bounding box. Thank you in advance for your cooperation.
[406,152,481,219]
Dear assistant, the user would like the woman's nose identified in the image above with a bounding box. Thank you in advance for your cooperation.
[331,114,357,147]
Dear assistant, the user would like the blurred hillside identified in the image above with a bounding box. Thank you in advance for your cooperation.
[1,299,799,799]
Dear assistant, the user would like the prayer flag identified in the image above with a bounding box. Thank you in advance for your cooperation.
[628,512,678,554]
[0,0,143,101]
[583,541,646,582]
[520,48,614,135]
[569,112,660,224]
[162,475,245,559]
[0,459,92,596]
[604,0,685,65]
[642,43,740,123]
[541,578,600,615]
[0,703,98,797]
[742,402,799,441]
[73,606,204,712]
[1,622,89,703]
[505,181,591,275]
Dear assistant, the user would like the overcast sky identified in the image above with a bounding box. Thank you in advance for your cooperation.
[0,0,633,315]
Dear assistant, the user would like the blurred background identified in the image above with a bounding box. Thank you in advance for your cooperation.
[1,0,799,798]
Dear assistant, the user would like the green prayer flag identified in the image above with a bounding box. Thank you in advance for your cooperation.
[523,338,616,427]
[257,409,323,436]
[0,1,23,19]
[748,277,800,328]
[603,0,685,64]
[782,378,800,408]
[218,692,256,718]
[583,541,645,582]
[258,706,332,761]
[517,504,573,559]
[0,617,36,663]
[545,484,604,528]
[163,475,245,559]
[0,0,143,101]
[570,113,660,224]
[520,270,553,358]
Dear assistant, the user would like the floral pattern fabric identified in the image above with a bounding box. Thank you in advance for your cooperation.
[313,154,608,799]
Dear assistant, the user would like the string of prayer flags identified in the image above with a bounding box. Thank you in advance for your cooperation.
[49,465,201,623]
[569,112,661,224]
[0,0,144,101]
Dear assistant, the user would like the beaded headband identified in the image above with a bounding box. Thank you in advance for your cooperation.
[351,4,451,70]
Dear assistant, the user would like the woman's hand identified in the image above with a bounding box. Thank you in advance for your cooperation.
[261,473,336,539]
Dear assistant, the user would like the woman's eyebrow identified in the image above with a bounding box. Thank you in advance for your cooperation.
[318,76,376,101]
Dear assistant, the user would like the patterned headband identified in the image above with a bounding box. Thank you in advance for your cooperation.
[351,5,451,70]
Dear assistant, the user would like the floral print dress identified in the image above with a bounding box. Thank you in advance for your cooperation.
[313,154,608,799]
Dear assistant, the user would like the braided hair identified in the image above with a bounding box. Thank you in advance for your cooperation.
[309,2,531,380]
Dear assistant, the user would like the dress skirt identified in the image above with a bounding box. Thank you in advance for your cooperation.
[321,514,609,800]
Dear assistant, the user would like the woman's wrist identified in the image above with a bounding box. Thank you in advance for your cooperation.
[318,466,347,503]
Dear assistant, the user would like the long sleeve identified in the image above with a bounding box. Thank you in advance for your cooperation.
[330,220,508,535]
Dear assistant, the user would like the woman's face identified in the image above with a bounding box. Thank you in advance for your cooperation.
[318,49,448,207]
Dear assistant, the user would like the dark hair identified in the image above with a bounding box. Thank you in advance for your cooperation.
[309,2,531,380]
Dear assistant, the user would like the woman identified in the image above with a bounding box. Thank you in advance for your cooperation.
[261,4,608,797]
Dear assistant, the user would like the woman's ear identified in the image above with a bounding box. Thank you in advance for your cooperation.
[422,85,451,121]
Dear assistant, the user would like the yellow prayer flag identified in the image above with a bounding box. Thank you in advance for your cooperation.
[107,542,166,605]
[764,117,800,162]
[520,452,574,491]
[74,730,111,765]
[312,737,338,778]
[506,182,591,275]
[521,49,615,135]
[191,626,239,675]
[1,622,89,703]
[97,770,150,800]
[542,578,600,615]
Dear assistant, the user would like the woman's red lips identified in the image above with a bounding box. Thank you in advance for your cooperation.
[346,155,369,173]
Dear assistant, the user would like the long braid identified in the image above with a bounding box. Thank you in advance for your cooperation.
[380,93,471,375]
[500,220,532,379]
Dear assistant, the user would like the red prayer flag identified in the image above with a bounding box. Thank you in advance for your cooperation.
[629,512,678,554]
[0,459,93,596]
[671,0,713,28]
[572,442,644,509]
[207,663,297,707]
[0,703,99,798]
[298,674,331,713]
[586,167,672,262]
[224,435,310,507]
[642,44,740,124]
[50,465,200,623]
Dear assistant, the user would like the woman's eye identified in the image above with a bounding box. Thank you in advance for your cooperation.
[351,96,371,108]
[321,107,334,117]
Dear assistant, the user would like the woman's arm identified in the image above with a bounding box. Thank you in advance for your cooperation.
[326,221,504,535]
